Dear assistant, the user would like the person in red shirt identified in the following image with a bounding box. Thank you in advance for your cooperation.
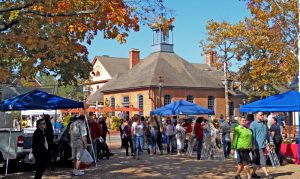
[194,117,205,160]
[88,117,103,161]
[182,119,192,151]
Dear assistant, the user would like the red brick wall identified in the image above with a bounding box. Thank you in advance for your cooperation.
[103,87,245,118]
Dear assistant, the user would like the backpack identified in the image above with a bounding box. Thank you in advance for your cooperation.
[69,120,82,139]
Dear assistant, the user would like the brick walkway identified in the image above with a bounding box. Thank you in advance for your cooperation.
[2,134,300,179]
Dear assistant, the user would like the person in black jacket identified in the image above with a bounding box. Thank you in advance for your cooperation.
[32,118,50,179]
[44,114,54,171]
[100,117,109,142]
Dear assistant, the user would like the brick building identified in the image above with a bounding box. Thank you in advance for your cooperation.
[89,26,245,118]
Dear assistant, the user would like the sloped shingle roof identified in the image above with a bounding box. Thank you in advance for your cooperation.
[100,52,224,92]
[94,56,129,77]
[86,89,104,104]
[192,63,225,81]
[1,86,53,100]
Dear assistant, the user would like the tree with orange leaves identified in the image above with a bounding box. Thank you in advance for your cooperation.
[0,0,174,85]
[201,0,297,100]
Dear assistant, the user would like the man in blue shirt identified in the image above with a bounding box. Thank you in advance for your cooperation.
[250,112,274,179]
[220,116,231,158]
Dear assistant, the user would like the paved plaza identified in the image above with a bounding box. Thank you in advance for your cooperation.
[1,134,300,179]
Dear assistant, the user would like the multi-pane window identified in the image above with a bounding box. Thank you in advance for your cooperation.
[164,94,172,106]
[122,96,130,107]
[110,97,115,117]
[208,96,215,111]
[229,101,234,117]
[138,95,143,116]
[186,95,194,103]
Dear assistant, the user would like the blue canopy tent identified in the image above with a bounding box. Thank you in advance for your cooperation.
[240,90,300,112]
[0,90,96,175]
[0,89,84,111]
[150,99,214,116]
[240,90,300,164]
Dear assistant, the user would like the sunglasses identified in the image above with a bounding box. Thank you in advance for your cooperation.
[39,122,46,125]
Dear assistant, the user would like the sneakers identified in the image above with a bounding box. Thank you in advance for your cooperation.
[234,175,242,179]
[73,169,84,176]
[266,175,274,179]
[251,173,261,178]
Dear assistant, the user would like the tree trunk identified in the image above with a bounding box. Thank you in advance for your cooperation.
[224,61,230,117]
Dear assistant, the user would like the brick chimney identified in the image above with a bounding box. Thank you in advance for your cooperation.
[129,48,140,69]
[204,51,217,67]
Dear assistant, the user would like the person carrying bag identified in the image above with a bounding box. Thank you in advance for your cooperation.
[80,149,94,166]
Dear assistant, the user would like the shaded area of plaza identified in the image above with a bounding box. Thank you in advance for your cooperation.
[1,138,300,179]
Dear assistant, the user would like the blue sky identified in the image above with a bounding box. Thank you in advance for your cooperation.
[86,0,249,66]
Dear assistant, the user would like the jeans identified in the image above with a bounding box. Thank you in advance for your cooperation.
[222,140,231,158]
[134,135,144,156]
[196,138,203,160]
[91,140,98,160]
[149,130,158,150]
[167,135,175,153]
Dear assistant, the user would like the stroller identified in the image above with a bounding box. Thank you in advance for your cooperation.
[97,137,111,160]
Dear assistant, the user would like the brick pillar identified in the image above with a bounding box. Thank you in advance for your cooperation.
[204,51,217,67]
[129,49,140,69]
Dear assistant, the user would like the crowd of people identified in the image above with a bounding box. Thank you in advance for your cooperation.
[32,114,114,178]
[118,114,227,161]
[230,112,285,179]
[31,111,286,178]
[117,112,285,179]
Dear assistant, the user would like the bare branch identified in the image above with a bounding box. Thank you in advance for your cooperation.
[0,19,19,31]
[0,2,34,13]
[24,1,103,17]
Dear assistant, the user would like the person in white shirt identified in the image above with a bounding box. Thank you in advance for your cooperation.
[131,116,144,160]
[267,113,275,129]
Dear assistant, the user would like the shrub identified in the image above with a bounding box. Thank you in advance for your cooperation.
[63,115,72,127]
[111,116,121,131]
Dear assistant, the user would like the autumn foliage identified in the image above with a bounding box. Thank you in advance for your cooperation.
[0,0,174,85]
[202,0,298,99]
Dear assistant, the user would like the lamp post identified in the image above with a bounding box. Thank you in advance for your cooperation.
[242,98,247,116]
[158,76,164,108]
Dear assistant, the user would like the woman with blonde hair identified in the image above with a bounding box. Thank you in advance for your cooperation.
[175,118,186,156]
[231,116,252,179]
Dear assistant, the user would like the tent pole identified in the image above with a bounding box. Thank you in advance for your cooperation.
[84,113,97,167]
[5,129,12,176]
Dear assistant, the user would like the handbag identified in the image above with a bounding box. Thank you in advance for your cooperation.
[80,149,94,165]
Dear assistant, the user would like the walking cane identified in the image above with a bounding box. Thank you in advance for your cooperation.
[108,132,112,150]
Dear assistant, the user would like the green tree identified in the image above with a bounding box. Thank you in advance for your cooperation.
[37,73,84,100]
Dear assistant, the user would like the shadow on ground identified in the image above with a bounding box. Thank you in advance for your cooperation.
[1,147,299,179]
